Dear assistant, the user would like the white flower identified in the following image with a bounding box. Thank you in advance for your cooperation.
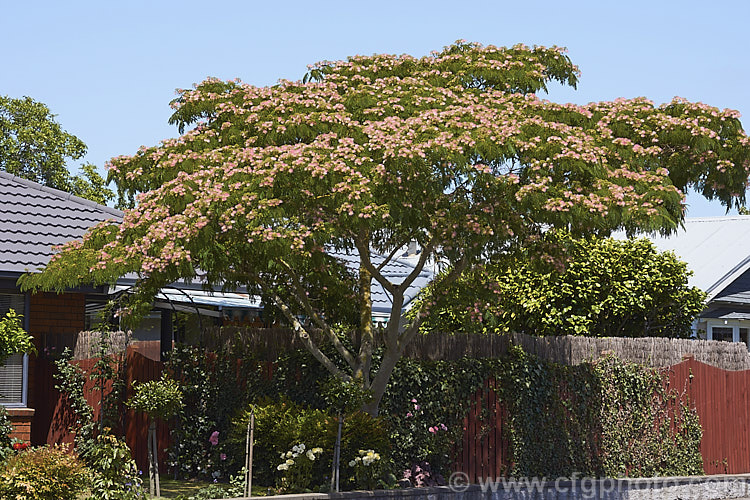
[277,463,289,471]
[286,451,293,458]
[280,452,285,459]
[348,460,357,467]
[285,459,294,466]
[312,447,323,454]
[306,450,316,461]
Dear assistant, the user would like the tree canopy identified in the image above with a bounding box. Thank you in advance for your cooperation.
[21,41,750,413]
[0,95,113,204]
[418,233,706,338]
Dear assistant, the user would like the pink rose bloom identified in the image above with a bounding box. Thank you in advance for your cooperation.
[414,404,420,411]
[410,398,417,403]
[406,412,413,417]
[220,453,227,461]
[209,431,219,446]
[429,427,436,433]
[440,423,447,431]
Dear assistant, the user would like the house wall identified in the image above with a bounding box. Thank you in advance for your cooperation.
[8,292,85,443]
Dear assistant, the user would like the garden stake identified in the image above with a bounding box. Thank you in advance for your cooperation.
[147,419,160,497]
[330,412,343,492]
[244,408,254,497]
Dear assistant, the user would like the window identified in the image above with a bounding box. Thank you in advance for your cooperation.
[707,320,750,350]
[712,326,734,342]
[0,293,27,406]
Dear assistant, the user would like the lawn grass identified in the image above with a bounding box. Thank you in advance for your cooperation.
[147,477,269,498]
[148,477,213,498]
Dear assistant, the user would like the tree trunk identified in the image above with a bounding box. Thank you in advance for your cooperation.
[362,346,402,416]
[356,262,373,386]
[147,419,160,497]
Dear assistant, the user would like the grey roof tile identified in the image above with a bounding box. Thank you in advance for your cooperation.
[0,170,433,312]
[334,250,433,314]
[0,171,123,274]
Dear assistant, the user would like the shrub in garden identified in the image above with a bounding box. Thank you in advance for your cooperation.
[230,398,392,489]
[0,444,90,500]
[0,406,14,463]
[86,432,145,500]
[349,449,390,490]
[127,375,183,497]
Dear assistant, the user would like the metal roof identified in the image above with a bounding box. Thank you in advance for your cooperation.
[114,249,433,318]
[640,216,750,300]
[0,171,123,274]
[698,307,750,320]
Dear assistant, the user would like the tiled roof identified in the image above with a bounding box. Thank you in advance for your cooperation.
[0,169,433,312]
[0,171,123,274]
[333,251,434,315]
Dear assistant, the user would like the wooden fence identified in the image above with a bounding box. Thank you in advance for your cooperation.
[34,346,167,472]
[454,355,750,481]
[668,356,750,474]
[37,344,750,478]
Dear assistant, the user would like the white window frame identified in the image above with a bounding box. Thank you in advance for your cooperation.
[0,292,29,408]
[706,319,750,348]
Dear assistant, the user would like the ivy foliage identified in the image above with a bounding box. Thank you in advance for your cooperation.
[500,346,703,477]
[53,349,97,460]
[420,233,706,338]
[163,340,702,482]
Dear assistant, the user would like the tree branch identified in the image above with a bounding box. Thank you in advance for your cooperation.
[400,238,437,290]
[376,237,412,273]
[277,259,357,370]
[269,292,349,381]
[354,237,398,297]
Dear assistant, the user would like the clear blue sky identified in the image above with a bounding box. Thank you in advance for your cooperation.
[4,1,749,217]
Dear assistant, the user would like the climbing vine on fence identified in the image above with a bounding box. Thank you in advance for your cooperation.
[162,339,702,482]
[499,346,703,478]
